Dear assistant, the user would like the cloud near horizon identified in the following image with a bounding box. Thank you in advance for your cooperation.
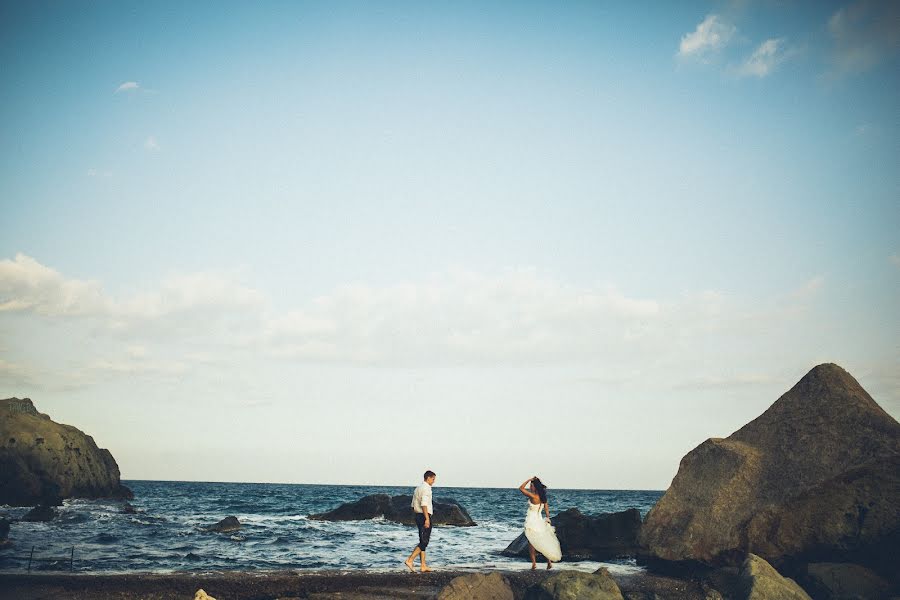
[827,1,900,76]
[0,254,833,392]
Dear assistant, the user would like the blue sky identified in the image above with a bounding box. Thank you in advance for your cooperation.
[1,1,898,488]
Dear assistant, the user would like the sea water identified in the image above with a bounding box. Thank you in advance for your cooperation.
[0,481,662,573]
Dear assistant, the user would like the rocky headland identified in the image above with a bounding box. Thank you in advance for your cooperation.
[309,493,476,526]
[638,363,900,596]
[0,397,133,507]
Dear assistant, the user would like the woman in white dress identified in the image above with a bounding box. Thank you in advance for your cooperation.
[518,476,562,569]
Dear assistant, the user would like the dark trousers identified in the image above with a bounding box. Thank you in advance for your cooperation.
[415,512,432,551]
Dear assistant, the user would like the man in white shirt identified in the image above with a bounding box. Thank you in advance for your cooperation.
[404,470,436,572]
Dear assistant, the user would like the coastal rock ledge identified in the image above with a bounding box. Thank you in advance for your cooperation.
[310,493,476,526]
[0,397,133,506]
[638,363,900,581]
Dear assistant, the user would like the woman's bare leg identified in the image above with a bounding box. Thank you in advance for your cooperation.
[547,559,552,569]
[529,543,537,570]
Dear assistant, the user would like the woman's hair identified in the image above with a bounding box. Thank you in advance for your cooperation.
[531,477,548,503]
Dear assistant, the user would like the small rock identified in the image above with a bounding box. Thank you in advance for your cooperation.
[206,516,241,533]
[526,568,624,600]
[194,589,216,600]
[21,504,56,522]
[739,554,811,600]
[122,503,138,514]
[438,572,514,600]
[0,517,10,545]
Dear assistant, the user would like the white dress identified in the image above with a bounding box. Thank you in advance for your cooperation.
[524,502,562,562]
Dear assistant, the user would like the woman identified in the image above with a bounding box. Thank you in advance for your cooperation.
[518,476,562,569]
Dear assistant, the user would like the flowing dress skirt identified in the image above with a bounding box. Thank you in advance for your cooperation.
[524,503,562,562]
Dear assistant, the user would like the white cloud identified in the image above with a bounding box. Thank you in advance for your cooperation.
[86,168,112,178]
[115,81,140,94]
[734,38,789,78]
[827,1,900,76]
[678,15,736,60]
[0,254,109,316]
[144,136,160,151]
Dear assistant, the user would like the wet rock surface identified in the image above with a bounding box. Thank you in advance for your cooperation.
[309,493,476,526]
[504,508,641,561]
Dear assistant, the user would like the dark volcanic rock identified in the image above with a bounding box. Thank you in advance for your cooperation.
[206,516,241,533]
[639,364,900,576]
[22,504,57,522]
[0,397,134,506]
[309,493,476,526]
[504,508,642,561]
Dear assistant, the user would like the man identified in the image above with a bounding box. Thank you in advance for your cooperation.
[404,470,436,572]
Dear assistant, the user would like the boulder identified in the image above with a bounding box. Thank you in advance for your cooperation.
[526,568,624,600]
[739,554,811,600]
[309,493,476,526]
[504,508,642,560]
[0,398,133,506]
[206,516,241,533]
[798,562,891,600]
[639,364,900,574]
[21,504,57,522]
[194,590,216,600]
[437,572,515,600]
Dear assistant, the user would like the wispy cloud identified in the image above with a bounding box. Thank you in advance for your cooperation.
[115,81,140,94]
[86,168,112,178]
[678,14,736,60]
[827,1,900,76]
[733,38,790,78]
[144,136,160,151]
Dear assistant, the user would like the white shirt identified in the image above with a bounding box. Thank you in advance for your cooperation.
[411,482,433,515]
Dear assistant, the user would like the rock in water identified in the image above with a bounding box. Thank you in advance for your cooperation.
[21,504,56,522]
[309,493,476,526]
[526,568,624,600]
[0,397,133,506]
[739,554,811,600]
[0,517,9,546]
[206,516,241,533]
[438,572,515,600]
[639,364,900,575]
[503,508,641,560]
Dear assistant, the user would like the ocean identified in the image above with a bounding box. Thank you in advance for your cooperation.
[0,481,662,574]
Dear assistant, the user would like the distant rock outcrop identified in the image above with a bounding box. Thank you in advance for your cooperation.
[309,493,476,526]
[0,397,133,506]
[503,508,642,561]
[206,516,241,533]
[639,364,900,578]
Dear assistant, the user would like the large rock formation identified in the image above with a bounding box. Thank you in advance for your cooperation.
[503,508,641,560]
[309,493,476,526]
[639,364,900,576]
[0,397,133,506]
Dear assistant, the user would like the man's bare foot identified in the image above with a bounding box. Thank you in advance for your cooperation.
[421,566,433,572]
[404,560,414,572]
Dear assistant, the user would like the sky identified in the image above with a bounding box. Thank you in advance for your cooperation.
[1,0,898,490]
